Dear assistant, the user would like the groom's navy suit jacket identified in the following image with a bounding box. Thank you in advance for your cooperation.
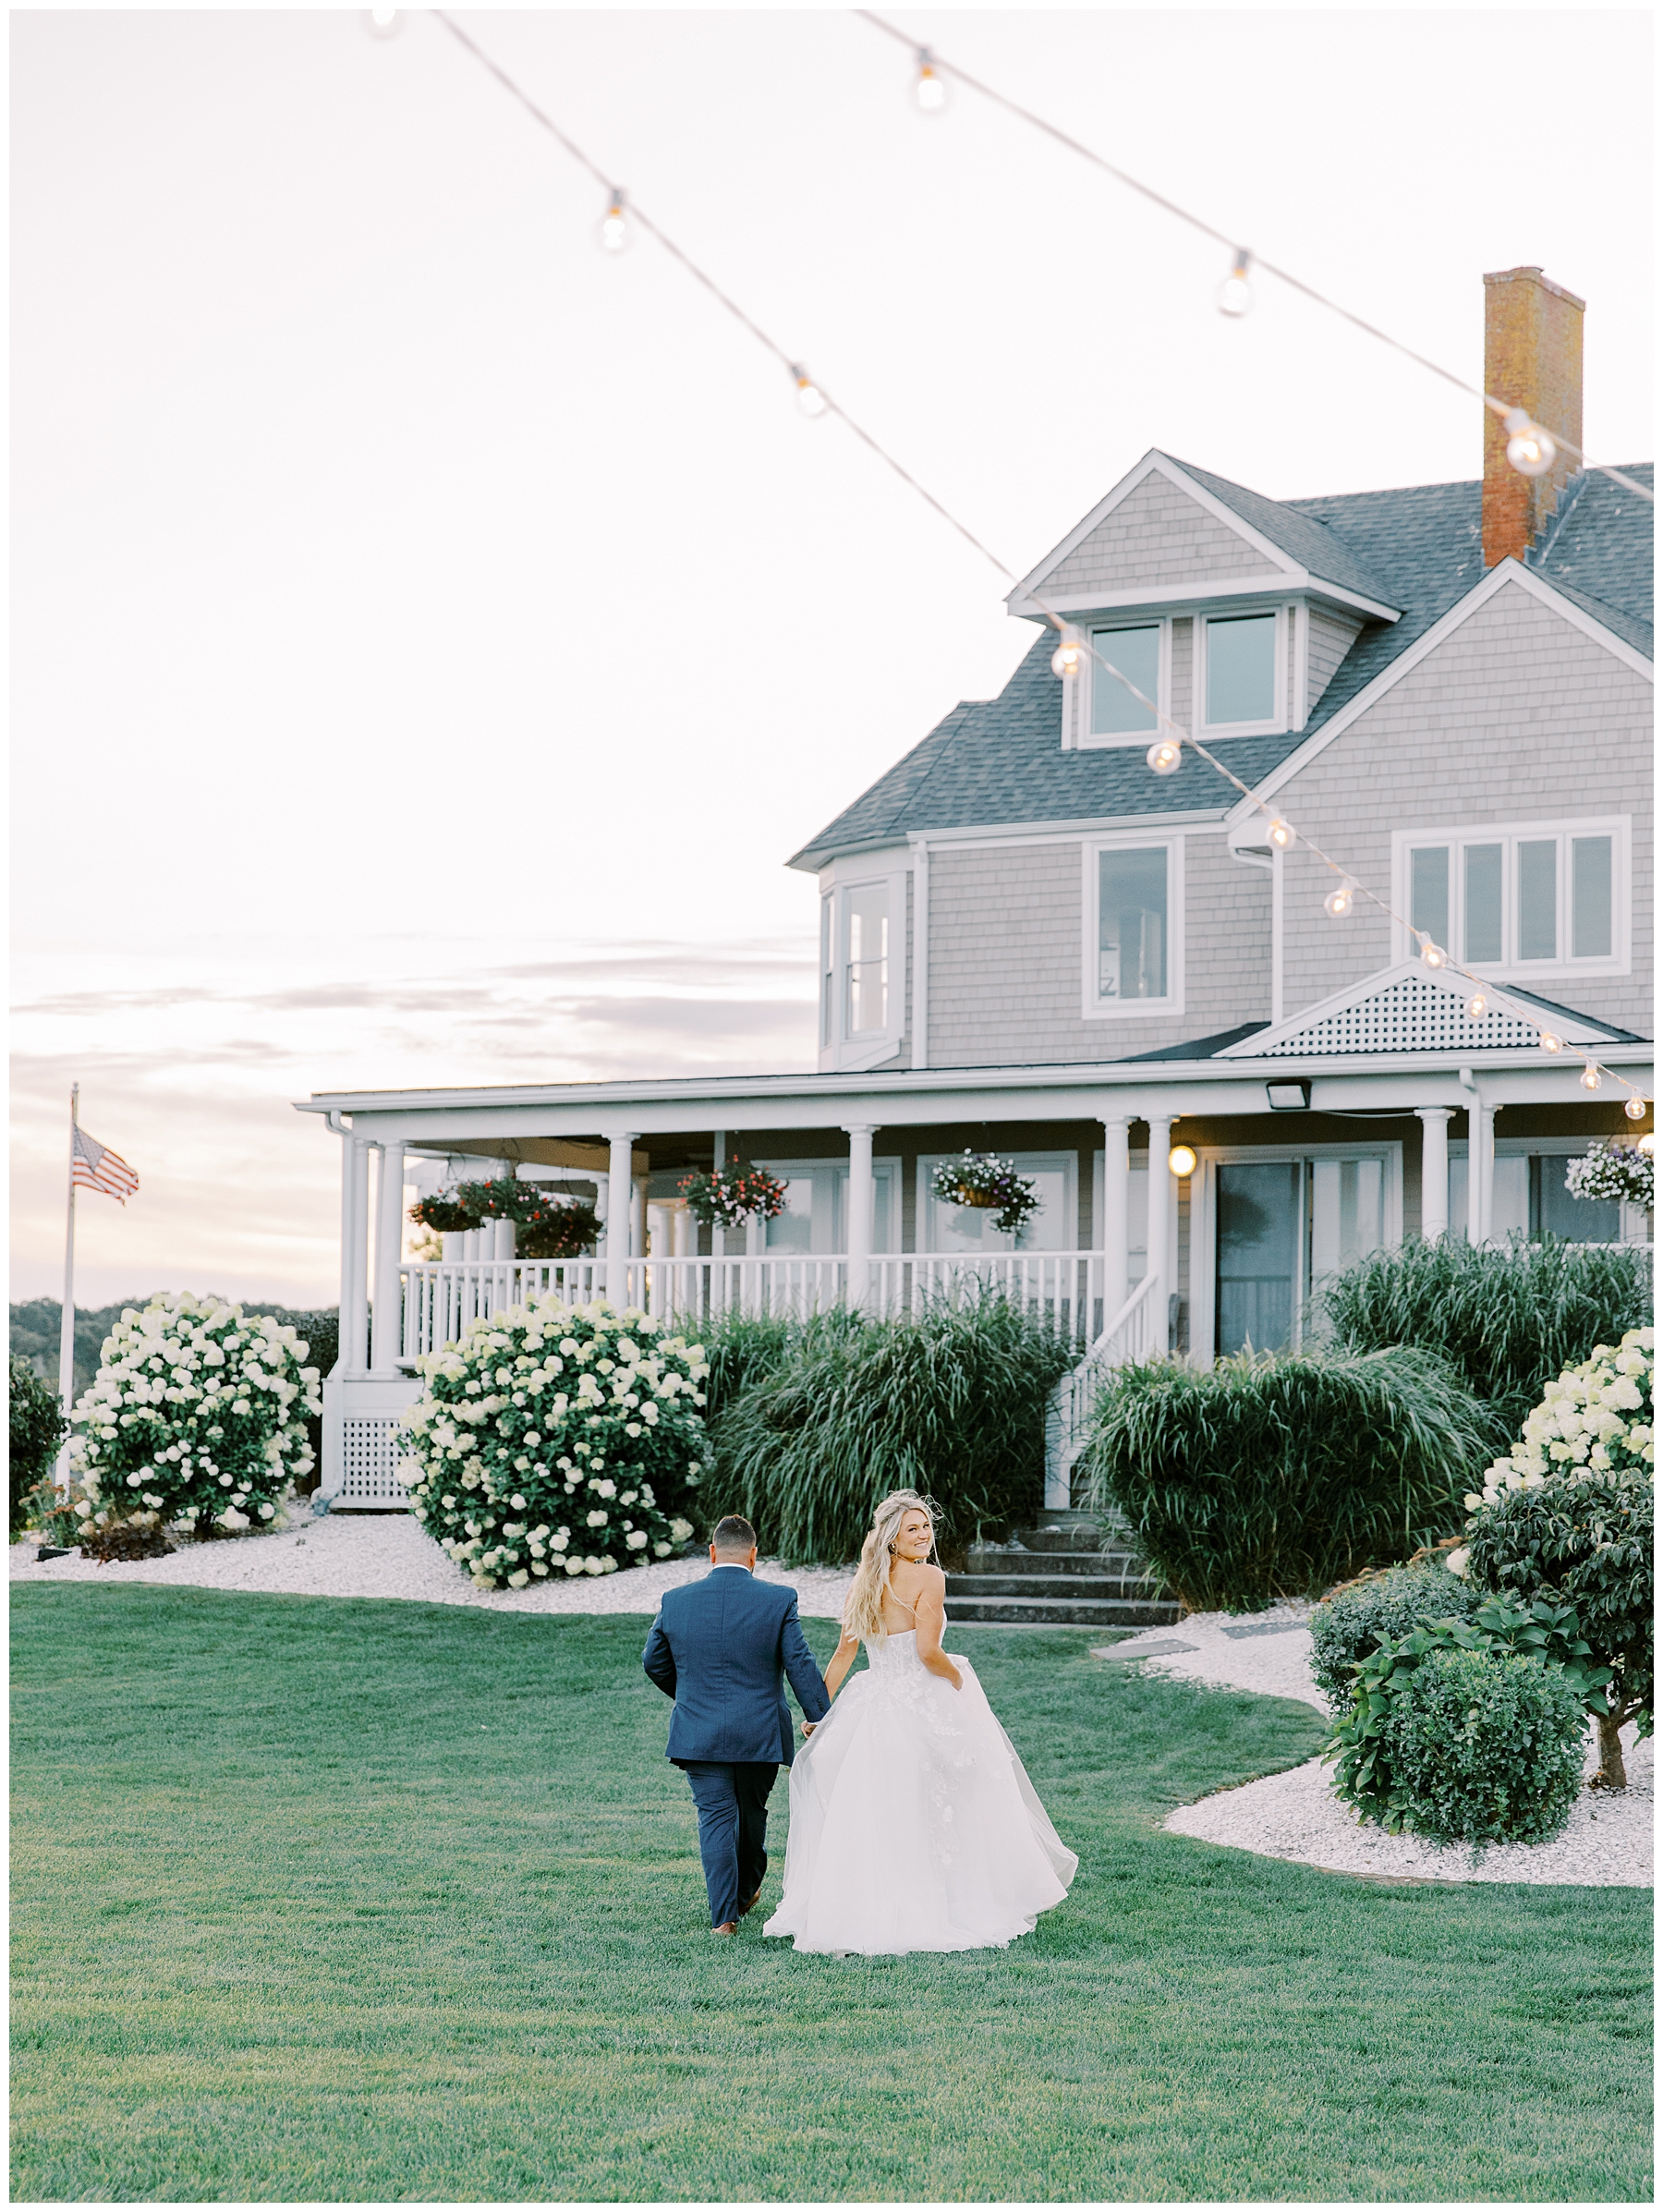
[642,1566,831,1767]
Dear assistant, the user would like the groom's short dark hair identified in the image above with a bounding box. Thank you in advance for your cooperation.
[711,1515,756,1554]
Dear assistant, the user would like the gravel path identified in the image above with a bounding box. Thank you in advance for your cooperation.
[1105,1609,1653,1887]
[9,1513,856,1620]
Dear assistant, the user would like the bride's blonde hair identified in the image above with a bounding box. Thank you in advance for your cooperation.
[842,1489,939,1644]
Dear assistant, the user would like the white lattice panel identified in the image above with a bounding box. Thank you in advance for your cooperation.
[339,1416,409,1507]
[1263,976,1548,1058]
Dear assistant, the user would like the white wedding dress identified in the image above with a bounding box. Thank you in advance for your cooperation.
[763,1631,1078,1957]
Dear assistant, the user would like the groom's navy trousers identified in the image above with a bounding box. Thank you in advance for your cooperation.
[642,1565,830,1926]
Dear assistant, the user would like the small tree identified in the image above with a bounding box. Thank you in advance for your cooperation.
[9,1357,67,1536]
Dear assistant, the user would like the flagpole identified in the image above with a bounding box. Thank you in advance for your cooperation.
[56,1083,79,1493]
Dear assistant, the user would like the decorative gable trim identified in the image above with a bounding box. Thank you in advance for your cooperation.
[1224,559,1656,834]
[1217,958,1629,1061]
[1007,452,1402,622]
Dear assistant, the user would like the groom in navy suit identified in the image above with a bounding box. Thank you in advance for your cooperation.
[642,1514,831,1935]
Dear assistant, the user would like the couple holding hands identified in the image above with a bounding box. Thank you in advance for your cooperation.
[642,1490,1077,1957]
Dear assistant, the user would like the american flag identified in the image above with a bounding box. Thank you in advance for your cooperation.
[72,1124,140,1205]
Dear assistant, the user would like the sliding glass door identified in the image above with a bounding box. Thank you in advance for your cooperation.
[1212,1150,1392,1356]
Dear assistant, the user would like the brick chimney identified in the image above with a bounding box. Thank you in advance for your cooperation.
[1482,265,1584,565]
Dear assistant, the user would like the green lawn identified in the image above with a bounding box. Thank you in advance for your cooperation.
[11,1586,1652,2203]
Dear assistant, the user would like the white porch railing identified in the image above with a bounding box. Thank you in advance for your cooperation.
[397,1251,1111,1361]
[1044,1272,1165,1509]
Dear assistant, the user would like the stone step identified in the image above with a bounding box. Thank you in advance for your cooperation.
[966,1548,1146,1579]
[949,1573,1164,1602]
[945,1594,1184,1628]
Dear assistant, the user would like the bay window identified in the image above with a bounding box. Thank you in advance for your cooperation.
[819,867,906,1067]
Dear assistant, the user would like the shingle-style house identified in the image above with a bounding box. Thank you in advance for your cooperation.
[301,266,1653,1508]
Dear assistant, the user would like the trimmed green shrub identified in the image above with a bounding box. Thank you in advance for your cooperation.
[1316,1235,1652,1437]
[9,1357,67,1536]
[1309,1559,1487,1713]
[1332,1641,1588,1847]
[704,1294,1077,1565]
[1082,1345,1496,1611]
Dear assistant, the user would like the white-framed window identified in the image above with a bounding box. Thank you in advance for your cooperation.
[749,1157,901,1257]
[1448,1138,1651,1248]
[917,1151,1079,1254]
[1198,604,1289,735]
[818,866,907,1069]
[1392,817,1630,977]
[1080,618,1170,747]
[1081,833,1185,1019]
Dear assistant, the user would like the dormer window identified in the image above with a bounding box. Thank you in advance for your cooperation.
[1201,607,1286,734]
[819,858,908,1069]
[1088,623,1161,736]
[845,883,889,1035]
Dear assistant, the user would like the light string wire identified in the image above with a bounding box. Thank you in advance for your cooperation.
[426,13,1651,1117]
[855,10,1654,508]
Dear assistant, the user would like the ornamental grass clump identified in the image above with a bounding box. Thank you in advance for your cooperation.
[1316,1234,1653,1436]
[70,1294,322,1546]
[1309,1558,1488,1714]
[400,1297,705,1589]
[1083,1345,1496,1611]
[704,1294,1076,1564]
[1455,1328,1654,1787]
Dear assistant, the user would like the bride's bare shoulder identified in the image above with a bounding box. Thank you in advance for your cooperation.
[902,1562,947,1598]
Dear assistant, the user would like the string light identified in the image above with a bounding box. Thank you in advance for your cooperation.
[1146,737,1184,776]
[1324,878,1358,918]
[1538,1030,1565,1054]
[1503,409,1557,479]
[1267,819,1294,848]
[597,189,630,253]
[1216,250,1253,318]
[792,365,829,417]
[1581,1062,1603,1091]
[1625,1097,1649,1123]
[364,5,399,36]
[1417,935,1448,969]
[1465,991,1488,1020]
[915,47,948,112]
[1050,627,1086,680]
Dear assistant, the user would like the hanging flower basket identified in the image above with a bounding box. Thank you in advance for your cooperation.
[409,1197,474,1234]
[929,1150,1041,1236]
[678,1164,789,1232]
[1565,1141,1654,1211]
[409,1180,601,1257]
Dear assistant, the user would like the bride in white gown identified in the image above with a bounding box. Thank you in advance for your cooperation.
[764,1489,1077,1957]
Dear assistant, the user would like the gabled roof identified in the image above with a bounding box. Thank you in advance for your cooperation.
[789,458,1653,871]
[1213,960,1645,1061]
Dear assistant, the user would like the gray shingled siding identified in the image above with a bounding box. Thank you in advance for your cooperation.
[925,835,1271,1066]
[1171,616,1193,735]
[1306,605,1363,724]
[1278,579,1653,1033]
[1047,473,1279,598]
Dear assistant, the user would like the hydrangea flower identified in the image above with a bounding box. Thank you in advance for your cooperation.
[1464,1328,1655,1513]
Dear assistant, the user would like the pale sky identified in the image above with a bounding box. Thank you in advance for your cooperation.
[11,6,1653,1309]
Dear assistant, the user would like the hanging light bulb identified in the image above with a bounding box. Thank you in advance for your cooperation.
[1503,407,1557,480]
[1217,249,1253,318]
[1324,877,1358,918]
[1146,737,1183,776]
[1638,1132,1656,1153]
[1417,934,1448,969]
[597,189,630,253]
[1266,818,1294,849]
[915,47,948,112]
[1465,990,1488,1019]
[1050,627,1086,681]
[1580,1062,1603,1091]
[790,365,828,418]
[1624,1095,1648,1122]
[1538,1029,1564,1054]
[363,5,400,35]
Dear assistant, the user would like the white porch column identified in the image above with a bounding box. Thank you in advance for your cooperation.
[1102,1114,1131,1313]
[605,1131,638,1303]
[1417,1109,1451,1242]
[631,1177,649,1267]
[343,1135,370,1377]
[1469,1101,1496,1246]
[844,1124,875,1307]
[673,1203,696,1258]
[370,1140,406,1373]
[1144,1115,1171,1310]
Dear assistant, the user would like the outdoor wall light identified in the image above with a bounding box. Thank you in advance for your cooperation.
[1168,1144,1198,1178]
[1266,1080,1312,1112]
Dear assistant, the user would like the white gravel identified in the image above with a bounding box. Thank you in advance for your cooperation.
[9,1512,856,1619]
[1105,1608,1654,1887]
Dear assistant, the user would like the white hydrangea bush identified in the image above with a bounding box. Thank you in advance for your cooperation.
[399,1296,706,1590]
[1462,1328,1654,1525]
[72,1294,322,1538]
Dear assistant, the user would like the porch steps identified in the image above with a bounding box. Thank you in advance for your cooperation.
[944,1513,1183,1630]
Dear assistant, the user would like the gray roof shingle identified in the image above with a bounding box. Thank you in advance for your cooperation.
[789,457,1653,870]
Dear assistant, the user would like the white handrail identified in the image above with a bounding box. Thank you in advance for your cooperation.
[1044,1271,1163,1509]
